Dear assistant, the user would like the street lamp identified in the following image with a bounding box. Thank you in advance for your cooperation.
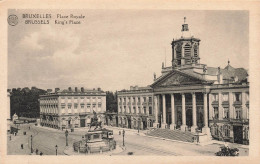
[31,135,33,153]
[138,120,140,133]
[65,130,69,146]
[122,129,125,147]
[55,145,58,155]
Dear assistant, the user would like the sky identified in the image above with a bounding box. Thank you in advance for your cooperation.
[8,10,249,91]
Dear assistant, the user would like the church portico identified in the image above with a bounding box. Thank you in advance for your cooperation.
[153,91,208,134]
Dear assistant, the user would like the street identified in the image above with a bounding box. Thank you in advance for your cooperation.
[7,123,249,156]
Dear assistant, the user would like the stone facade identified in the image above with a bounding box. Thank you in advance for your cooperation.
[117,18,249,144]
[39,87,106,129]
[117,87,154,130]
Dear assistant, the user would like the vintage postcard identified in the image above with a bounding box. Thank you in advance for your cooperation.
[0,0,260,164]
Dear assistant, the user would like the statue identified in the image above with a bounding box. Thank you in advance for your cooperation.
[89,110,102,130]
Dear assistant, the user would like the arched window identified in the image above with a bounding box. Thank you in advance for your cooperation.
[184,43,191,64]
[193,45,198,63]
[176,44,182,66]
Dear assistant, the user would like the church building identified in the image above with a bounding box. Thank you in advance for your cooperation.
[117,18,249,144]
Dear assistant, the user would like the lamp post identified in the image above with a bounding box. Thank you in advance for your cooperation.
[138,120,140,133]
[55,145,58,155]
[122,129,125,147]
[65,130,69,146]
[31,135,33,153]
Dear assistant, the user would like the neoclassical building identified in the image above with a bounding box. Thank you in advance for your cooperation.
[39,87,106,129]
[117,18,249,144]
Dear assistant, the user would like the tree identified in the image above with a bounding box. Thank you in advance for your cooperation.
[106,91,118,113]
[9,87,47,118]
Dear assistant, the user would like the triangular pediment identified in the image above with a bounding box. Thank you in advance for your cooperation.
[152,70,207,88]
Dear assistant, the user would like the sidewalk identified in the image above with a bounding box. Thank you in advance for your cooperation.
[7,125,35,155]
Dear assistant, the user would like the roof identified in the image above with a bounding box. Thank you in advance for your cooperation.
[208,64,248,83]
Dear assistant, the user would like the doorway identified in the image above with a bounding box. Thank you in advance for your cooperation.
[80,119,85,127]
[233,125,243,144]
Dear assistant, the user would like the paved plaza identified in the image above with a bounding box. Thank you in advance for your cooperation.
[7,123,249,156]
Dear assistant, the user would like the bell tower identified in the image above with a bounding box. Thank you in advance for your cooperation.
[171,17,201,68]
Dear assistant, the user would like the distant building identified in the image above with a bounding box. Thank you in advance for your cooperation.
[39,87,106,129]
[117,18,249,144]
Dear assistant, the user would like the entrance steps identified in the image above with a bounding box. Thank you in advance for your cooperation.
[146,129,196,143]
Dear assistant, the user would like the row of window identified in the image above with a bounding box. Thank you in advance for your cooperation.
[119,106,153,115]
[211,125,249,140]
[119,96,152,103]
[211,92,249,102]
[61,103,102,109]
[213,106,249,120]
[60,96,102,100]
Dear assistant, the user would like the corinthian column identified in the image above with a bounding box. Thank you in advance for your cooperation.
[181,93,187,131]
[170,94,176,130]
[161,94,167,129]
[191,93,197,133]
[202,92,210,136]
[153,95,159,128]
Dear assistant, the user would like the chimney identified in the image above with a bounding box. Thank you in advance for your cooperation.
[81,87,84,92]
[75,87,78,92]
[68,87,72,92]
[55,88,60,92]
[217,67,223,84]
[97,87,101,91]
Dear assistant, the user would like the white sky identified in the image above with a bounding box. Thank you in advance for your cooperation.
[8,10,249,91]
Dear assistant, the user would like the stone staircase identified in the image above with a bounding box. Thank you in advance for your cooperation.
[146,129,196,143]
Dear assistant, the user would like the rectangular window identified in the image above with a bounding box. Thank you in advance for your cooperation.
[235,93,242,102]
[223,107,229,119]
[212,94,219,101]
[149,107,152,115]
[68,104,72,109]
[235,107,242,119]
[149,97,152,102]
[222,93,229,101]
[138,97,140,102]
[92,103,96,108]
[138,107,140,113]
[133,107,136,114]
[214,107,219,119]
[68,97,72,99]
[87,103,91,108]
[74,103,78,109]
[80,103,84,108]
[61,103,66,109]
[143,97,146,102]
[98,104,102,108]
[143,107,146,115]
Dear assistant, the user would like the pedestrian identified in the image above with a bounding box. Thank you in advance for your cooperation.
[21,144,23,149]
[29,126,30,130]
[119,131,121,135]
[36,149,38,155]
[40,152,43,156]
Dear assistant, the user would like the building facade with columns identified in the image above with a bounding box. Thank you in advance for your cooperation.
[39,87,106,129]
[117,18,249,144]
